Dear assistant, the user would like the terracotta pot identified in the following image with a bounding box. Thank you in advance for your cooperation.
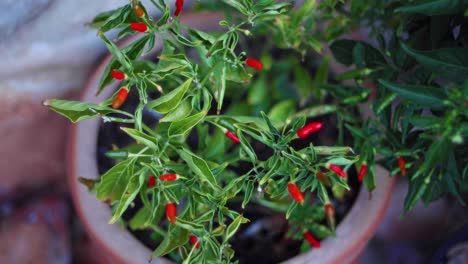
[68,12,396,264]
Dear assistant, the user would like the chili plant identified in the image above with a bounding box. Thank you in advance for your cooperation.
[44,0,467,263]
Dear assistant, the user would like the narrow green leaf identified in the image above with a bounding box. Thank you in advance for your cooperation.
[152,226,190,257]
[148,78,193,113]
[44,99,115,123]
[378,79,446,109]
[168,111,206,137]
[400,42,468,82]
[110,171,145,223]
[179,149,219,190]
[395,0,467,15]
[121,128,159,150]
[96,159,134,202]
[225,215,247,241]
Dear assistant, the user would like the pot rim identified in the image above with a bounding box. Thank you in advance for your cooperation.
[68,11,396,264]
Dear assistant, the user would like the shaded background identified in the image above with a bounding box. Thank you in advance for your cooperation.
[0,0,467,263]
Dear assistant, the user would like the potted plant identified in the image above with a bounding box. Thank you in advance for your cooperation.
[44,0,466,263]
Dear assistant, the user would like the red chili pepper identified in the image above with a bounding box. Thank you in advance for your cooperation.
[287,183,304,204]
[147,176,156,187]
[358,163,367,182]
[111,87,129,109]
[297,122,323,139]
[303,231,321,248]
[166,203,177,224]
[225,130,241,144]
[130,22,148,32]
[160,173,178,181]
[133,4,145,17]
[326,164,346,178]
[189,235,200,250]
[245,57,263,70]
[397,156,406,176]
[111,69,126,81]
[324,203,335,230]
[174,0,184,16]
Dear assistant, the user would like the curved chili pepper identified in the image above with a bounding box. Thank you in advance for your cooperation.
[245,57,263,70]
[287,183,304,204]
[358,163,367,182]
[166,203,177,224]
[174,0,184,16]
[297,122,323,139]
[147,176,156,188]
[324,203,335,230]
[397,156,406,176]
[303,231,321,248]
[160,173,178,181]
[225,130,241,144]
[111,69,126,80]
[130,22,148,32]
[326,164,346,178]
[189,235,200,250]
[111,87,129,109]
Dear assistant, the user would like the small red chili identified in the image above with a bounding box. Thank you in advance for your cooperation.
[166,203,177,224]
[326,164,346,178]
[397,156,406,176]
[189,235,200,250]
[130,22,148,32]
[111,87,129,109]
[324,203,335,230]
[287,183,304,204]
[245,57,263,70]
[358,163,367,182]
[111,69,126,80]
[225,130,241,144]
[174,0,184,16]
[303,231,321,248]
[297,122,323,139]
[147,176,156,187]
[133,4,145,17]
[160,173,178,181]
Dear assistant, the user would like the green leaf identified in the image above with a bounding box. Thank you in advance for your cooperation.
[110,170,145,223]
[330,39,356,66]
[330,39,386,67]
[98,31,131,71]
[404,174,430,213]
[96,159,135,202]
[242,181,255,209]
[237,129,257,162]
[121,128,159,150]
[100,5,132,32]
[395,0,468,15]
[160,97,193,122]
[400,43,468,82]
[179,149,219,190]
[225,215,248,241]
[176,218,205,233]
[222,0,249,14]
[148,78,193,113]
[152,225,190,257]
[44,99,115,123]
[268,100,296,125]
[378,80,447,109]
[168,111,207,137]
[129,207,152,230]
